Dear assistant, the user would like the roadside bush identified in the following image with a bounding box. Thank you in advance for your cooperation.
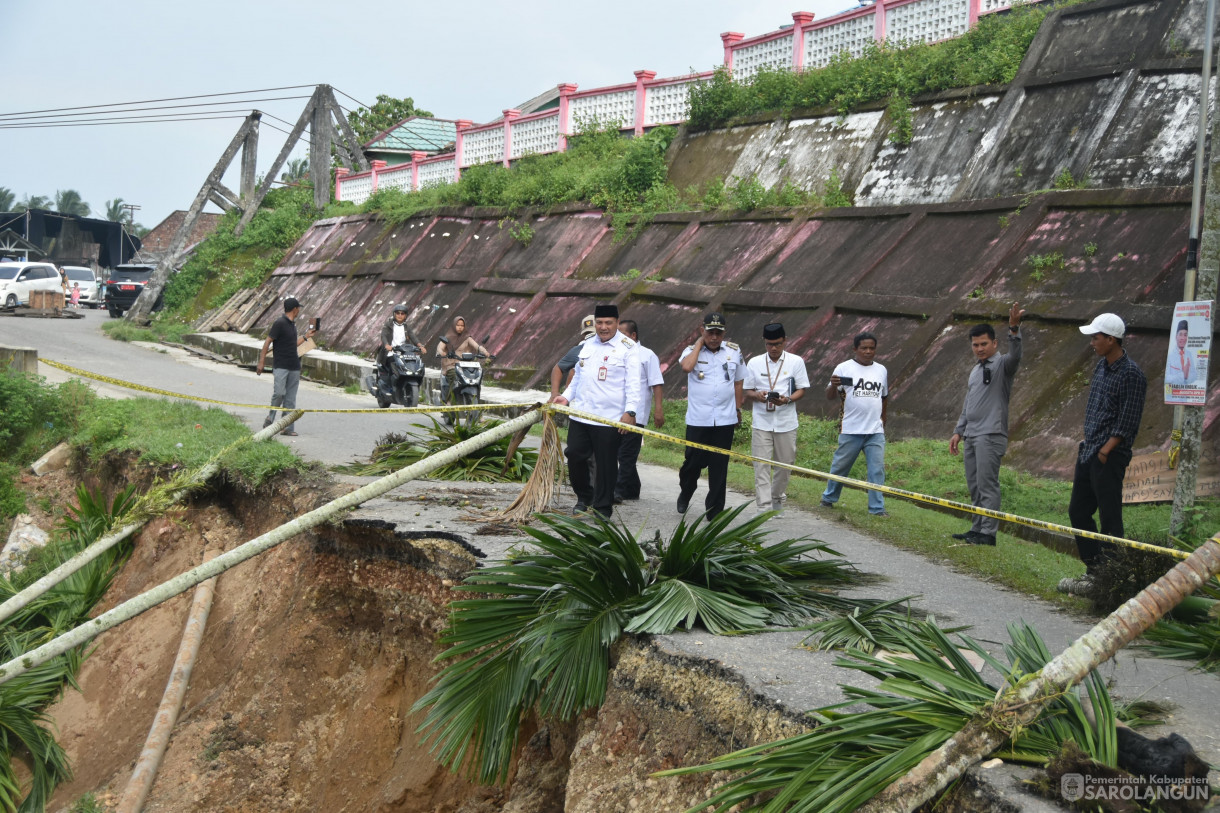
[0,370,94,465]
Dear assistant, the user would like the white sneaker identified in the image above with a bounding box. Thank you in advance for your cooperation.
[1057,574,1095,596]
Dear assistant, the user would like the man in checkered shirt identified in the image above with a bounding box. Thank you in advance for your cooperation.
[1059,313,1147,596]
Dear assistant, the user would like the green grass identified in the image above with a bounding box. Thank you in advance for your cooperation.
[102,314,197,344]
[74,398,302,487]
[562,399,1220,607]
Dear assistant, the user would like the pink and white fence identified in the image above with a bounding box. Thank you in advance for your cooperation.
[336,0,1036,204]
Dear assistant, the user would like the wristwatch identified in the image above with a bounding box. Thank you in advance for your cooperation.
[1009,325,1020,332]
[625,411,636,418]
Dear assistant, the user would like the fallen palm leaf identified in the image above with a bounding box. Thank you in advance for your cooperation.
[414,505,869,784]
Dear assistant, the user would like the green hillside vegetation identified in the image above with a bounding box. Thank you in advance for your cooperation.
[120,2,1060,334]
[688,2,1051,140]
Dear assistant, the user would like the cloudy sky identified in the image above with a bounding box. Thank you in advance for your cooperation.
[3,0,852,230]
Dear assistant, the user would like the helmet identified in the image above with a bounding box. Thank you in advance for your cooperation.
[393,304,408,314]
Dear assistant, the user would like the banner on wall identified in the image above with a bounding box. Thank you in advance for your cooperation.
[1163,300,1212,406]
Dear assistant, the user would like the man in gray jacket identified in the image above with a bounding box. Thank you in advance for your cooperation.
[948,302,1025,546]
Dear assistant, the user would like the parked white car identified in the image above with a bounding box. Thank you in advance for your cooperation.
[60,265,101,308]
[0,261,64,308]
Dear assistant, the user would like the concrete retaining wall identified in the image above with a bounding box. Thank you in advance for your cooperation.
[207,0,1218,477]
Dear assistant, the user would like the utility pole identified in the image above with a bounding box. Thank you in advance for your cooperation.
[1170,0,1219,535]
[120,203,140,230]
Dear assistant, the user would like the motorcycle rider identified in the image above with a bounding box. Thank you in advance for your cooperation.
[436,315,491,404]
[376,304,423,394]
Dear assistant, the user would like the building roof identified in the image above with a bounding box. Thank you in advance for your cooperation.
[364,116,458,154]
[139,210,224,255]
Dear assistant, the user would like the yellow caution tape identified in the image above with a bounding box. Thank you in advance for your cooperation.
[38,358,526,415]
[35,356,1200,562]
[548,404,1195,562]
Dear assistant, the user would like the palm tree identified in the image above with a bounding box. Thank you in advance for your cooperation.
[280,158,309,184]
[104,198,126,222]
[54,189,90,217]
[0,187,14,212]
[17,195,51,212]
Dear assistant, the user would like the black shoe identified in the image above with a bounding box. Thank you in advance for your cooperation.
[263,416,274,428]
[676,492,692,514]
[966,533,996,546]
[613,493,625,505]
[820,499,835,508]
[573,502,588,515]
[951,530,974,540]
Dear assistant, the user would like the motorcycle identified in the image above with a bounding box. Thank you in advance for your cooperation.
[441,335,495,425]
[366,342,426,408]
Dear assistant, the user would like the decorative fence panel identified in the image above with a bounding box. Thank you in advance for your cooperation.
[731,32,795,81]
[339,174,374,205]
[376,163,415,193]
[510,112,561,158]
[644,76,709,126]
[418,157,457,188]
[462,126,506,167]
[886,0,971,45]
[570,89,636,129]
[804,12,880,67]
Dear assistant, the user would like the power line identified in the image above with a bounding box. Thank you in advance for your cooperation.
[0,84,319,119]
[0,115,252,130]
[0,95,311,123]
[0,108,274,127]
[332,87,370,110]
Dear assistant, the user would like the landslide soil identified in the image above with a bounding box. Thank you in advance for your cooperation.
[42,462,518,813]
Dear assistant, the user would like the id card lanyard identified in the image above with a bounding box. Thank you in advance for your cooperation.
[765,352,785,412]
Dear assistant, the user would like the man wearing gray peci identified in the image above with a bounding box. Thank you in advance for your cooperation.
[948,302,1025,546]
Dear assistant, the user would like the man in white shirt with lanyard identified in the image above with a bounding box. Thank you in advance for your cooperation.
[614,318,666,503]
[744,322,809,514]
[553,303,642,519]
[821,331,889,516]
[678,312,746,519]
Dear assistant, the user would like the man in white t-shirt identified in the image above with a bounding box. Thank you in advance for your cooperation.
[614,319,666,503]
[821,332,889,515]
[744,322,809,513]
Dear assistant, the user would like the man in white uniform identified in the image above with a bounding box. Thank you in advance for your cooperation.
[553,304,642,518]
[744,322,809,514]
[678,312,746,519]
[821,331,889,516]
[614,318,665,503]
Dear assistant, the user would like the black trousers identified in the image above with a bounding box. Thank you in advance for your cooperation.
[1068,449,1131,573]
[679,424,735,518]
[615,431,643,499]
[566,420,621,518]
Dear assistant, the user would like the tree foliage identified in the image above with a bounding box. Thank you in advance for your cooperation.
[346,94,435,145]
[280,158,309,183]
[54,189,90,217]
[0,187,14,212]
[103,198,126,222]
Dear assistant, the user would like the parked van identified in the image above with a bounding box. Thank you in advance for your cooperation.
[0,261,64,308]
[60,265,101,308]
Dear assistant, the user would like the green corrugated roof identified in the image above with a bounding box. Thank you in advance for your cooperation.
[365,116,457,153]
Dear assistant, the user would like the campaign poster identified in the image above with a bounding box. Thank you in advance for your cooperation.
[1164,300,1212,406]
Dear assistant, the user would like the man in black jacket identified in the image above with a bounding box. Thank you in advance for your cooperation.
[376,304,423,394]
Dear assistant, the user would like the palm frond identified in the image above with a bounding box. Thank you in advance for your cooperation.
[415,504,862,785]
[340,416,538,481]
[1139,616,1220,671]
[659,620,1122,813]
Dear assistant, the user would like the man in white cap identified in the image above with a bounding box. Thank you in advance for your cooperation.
[1059,313,1147,596]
